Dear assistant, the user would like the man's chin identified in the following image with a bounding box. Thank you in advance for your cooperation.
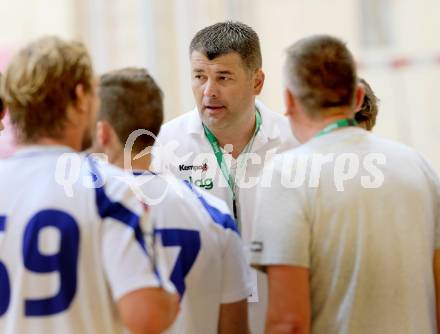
[201,110,229,129]
[203,116,229,131]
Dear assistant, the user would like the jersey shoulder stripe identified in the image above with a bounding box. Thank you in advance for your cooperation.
[183,180,239,235]
[87,157,148,255]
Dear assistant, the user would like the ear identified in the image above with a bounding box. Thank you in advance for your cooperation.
[96,120,112,148]
[74,84,88,113]
[283,88,296,117]
[354,83,365,112]
[253,69,265,95]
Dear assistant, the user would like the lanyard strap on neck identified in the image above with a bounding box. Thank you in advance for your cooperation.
[315,118,358,138]
[203,110,262,222]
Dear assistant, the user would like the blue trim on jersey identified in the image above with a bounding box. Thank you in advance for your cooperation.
[0,216,6,231]
[183,180,239,235]
[132,170,157,176]
[88,158,163,285]
[130,172,239,234]
[87,157,147,254]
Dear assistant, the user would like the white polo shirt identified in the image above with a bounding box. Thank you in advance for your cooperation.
[251,128,440,334]
[152,100,298,334]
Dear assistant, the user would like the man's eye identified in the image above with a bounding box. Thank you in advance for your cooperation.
[220,77,231,81]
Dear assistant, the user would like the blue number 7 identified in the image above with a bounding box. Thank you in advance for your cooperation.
[155,228,201,298]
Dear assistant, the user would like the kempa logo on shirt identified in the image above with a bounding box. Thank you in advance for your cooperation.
[178,163,208,172]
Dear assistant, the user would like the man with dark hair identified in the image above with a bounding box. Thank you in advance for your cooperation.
[153,21,298,334]
[97,67,164,166]
[189,21,262,73]
[94,67,252,334]
[0,37,178,334]
[251,35,440,333]
[355,78,379,131]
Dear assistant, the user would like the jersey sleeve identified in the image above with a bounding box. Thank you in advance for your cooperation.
[221,229,253,304]
[100,190,162,301]
[250,157,311,271]
[90,160,165,301]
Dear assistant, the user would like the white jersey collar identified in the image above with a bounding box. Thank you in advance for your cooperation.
[13,144,75,157]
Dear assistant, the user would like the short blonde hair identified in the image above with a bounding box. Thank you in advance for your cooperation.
[1,36,93,141]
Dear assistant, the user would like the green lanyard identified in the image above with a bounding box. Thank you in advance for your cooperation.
[315,118,358,137]
[203,110,262,225]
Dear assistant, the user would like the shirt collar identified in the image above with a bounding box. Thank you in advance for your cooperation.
[13,145,75,158]
[255,100,282,141]
[186,107,204,136]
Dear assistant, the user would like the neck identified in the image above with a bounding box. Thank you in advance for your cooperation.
[106,148,151,172]
[130,153,151,171]
[299,113,353,143]
[109,148,124,169]
[209,113,257,159]
[22,136,82,151]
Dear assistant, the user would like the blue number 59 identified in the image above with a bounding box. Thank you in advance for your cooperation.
[0,210,79,317]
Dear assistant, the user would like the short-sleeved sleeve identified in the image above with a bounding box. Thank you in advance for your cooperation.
[87,157,169,301]
[250,157,311,271]
[99,186,162,301]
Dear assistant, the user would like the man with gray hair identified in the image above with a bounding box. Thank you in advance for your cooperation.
[251,35,440,333]
[153,21,298,334]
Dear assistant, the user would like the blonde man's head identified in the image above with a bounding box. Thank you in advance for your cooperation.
[1,36,94,142]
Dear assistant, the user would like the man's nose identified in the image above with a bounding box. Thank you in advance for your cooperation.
[203,79,219,98]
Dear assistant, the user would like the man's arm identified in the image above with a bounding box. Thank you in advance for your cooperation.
[117,287,179,334]
[265,265,311,334]
[218,299,250,334]
[434,249,440,334]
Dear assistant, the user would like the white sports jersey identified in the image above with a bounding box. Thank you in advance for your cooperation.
[251,128,440,334]
[152,100,298,334]
[0,146,161,334]
[130,171,252,334]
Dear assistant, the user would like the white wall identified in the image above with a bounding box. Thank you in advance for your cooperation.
[1,0,440,170]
